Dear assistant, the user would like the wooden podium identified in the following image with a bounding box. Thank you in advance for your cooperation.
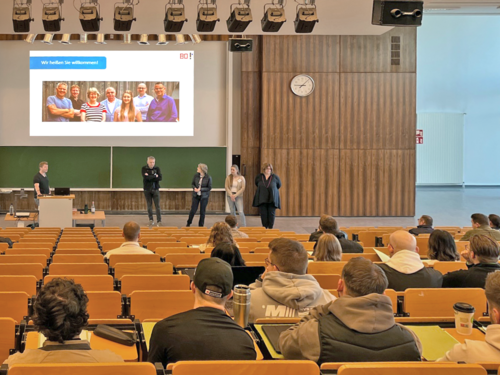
[38,195,75,228]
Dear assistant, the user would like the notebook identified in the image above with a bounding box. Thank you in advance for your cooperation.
[261,324,294,354]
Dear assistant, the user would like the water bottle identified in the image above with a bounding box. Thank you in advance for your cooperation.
[91,201,95,214]
[9,204,14,215]
[233,285,251,328]
[84,204,88,214]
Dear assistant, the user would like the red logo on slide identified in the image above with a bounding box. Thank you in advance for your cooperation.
[180,53,189,59]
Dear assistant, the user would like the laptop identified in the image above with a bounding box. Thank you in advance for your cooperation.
[54,187,70,196]
[178,266,265,288]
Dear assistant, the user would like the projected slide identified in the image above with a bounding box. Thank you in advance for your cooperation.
[30,51,194,137]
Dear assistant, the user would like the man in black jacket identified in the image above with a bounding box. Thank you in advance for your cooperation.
[142,156,162,227]
[443,234,500,288]
[311,216,363,253]
[409,215,434,236]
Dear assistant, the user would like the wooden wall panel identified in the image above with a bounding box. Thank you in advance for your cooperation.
[340,28,416,73]
[339,150,415,216]
[241,72,261,150]
[241,36,262,73]
[241,147,260,216]
[339,73,416,150]
[262,36,340,73]
[261,73,340,150]
[261,149,340,217]
[0,191,225,212]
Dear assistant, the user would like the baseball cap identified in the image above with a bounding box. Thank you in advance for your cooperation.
[193,258,233,298]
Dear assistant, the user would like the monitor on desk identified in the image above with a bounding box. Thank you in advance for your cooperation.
[54,187,71,196]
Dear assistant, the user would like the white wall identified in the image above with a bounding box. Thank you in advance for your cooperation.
[417,15,500,185]
[0,40,227,147]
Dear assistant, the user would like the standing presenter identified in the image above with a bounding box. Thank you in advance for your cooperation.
[33,161,50,207]
[142,156,162,227]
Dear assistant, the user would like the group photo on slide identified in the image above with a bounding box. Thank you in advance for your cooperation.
[43,81,180,123]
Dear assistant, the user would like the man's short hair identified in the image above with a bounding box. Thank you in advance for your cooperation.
[471,213,489,226]
[420,215,433,226]
[225,215,237,228]
[105,87,116,93]
[33,278,89,343]
[320,216,338,234]
[70,84,80,90]
[87,87,100,98]
[485,271,500,309]
[269,238,308,275]
[342,258,388,297]
[39,161,48,169]
[154,82,164,87]
[489,214,500,228]
[470,234,500,263]
[123,221,141,241]
[56,82,68,89]
[147,156,155,161]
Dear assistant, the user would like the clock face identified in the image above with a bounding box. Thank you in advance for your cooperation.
[290,74,315,97]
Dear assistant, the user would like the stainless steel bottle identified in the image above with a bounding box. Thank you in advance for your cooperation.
[233,284,251,328]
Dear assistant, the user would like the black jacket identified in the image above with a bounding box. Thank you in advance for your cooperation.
[377,264,443,292]
[191,173,212,198]
[252,173,281,209]
[442,263,500,288]
[409,225,434,236]
[311,231,364,254]
[142,165,162,191]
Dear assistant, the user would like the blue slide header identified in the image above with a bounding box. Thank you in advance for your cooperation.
[30,56,107,69]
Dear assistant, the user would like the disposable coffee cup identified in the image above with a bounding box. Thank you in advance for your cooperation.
[453,302,475,335]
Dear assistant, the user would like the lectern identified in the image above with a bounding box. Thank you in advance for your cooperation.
[38,195,75,228]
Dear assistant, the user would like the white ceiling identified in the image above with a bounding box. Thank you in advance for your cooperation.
[3,0,394,36]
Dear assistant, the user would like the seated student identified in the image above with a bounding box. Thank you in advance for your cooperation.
[427,230,460,262]
[225,215,249,238]
[308,214,330,242]
[460,213,500,241]
[489,214,500,231]
[377,230,443,291]
[438,271,500,362]
[443,234,500,288]
[409,215,434,236]
[312,216,363,253]
[148,258,256,367]
[313,233,342,262]
[104,221,153,259]
[4,278,123,365]
[211,242,246,267]
[279,258,422,364]
[200,221,236,252]
[249,238,335,322]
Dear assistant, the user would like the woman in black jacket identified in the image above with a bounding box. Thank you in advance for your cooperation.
[187,163,212,227]
[252,163,281,229]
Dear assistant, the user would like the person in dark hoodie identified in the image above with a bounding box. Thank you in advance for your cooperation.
[248,238,335,322]
[311,216,363,253]
[279,257,422,364]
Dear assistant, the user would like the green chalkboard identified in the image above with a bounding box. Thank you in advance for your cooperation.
[112,147,226,188]
[0,147,111,188]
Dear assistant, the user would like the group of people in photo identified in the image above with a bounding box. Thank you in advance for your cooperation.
[45,82,178,123]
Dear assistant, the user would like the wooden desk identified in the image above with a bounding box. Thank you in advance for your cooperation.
[4,213,38,227]
[25,331,137,362]
[444,327,486,344]
[72,211,106,227]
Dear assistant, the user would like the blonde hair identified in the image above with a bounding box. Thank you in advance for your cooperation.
[314,233,342,262]
[117,90,137,122]
[39,161,48,169]
[87,87,100,99]
[198,163,208,175]
[262,163,273,173]
[206,222,235,247]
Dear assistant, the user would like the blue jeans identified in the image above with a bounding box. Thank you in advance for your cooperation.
[227,194,246,227]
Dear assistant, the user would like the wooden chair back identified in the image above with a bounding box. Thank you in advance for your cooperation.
[154,247,200,256]
[404,288,487,319]
[120,275,191,295]
[6,363,157,375]
[55,249,102,255]
[130,290,194,321]
[416,236,430,257]
[310,274,341,289]
[335,363,485,375]
[341,253,381,262]
[86,291,123,319]
[19,238,56,246]
[302,242,315,251]
[4,249,51,258]
[171,360,319,375]
[52,254,104,264]
[0,291,30,323]
[114,262,174,279]
[140,237,176,246]
[57,242,98,249]
[0,276,37,295]
[49,263,109,276]
[13,242,53,249]
[179,237,209,246]
[146,241,187,249]
[164,253,210,267]
[432,261,468,274]
[108,253,161,268]
[0,254,47,265]
[307,262,347,275]
[44,275,114,292]
[0,318,16,363]
[0,263,44,280]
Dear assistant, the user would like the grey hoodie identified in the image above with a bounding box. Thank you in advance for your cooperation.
[279,294,423,362]
[248,271,335,323]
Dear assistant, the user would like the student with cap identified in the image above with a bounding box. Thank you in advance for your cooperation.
[148,258,256,367]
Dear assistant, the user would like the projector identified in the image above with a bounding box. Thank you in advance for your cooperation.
[261,7,286,32]
[164,6,187,33]
[227,6,252,33]
[372,0,423,26]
